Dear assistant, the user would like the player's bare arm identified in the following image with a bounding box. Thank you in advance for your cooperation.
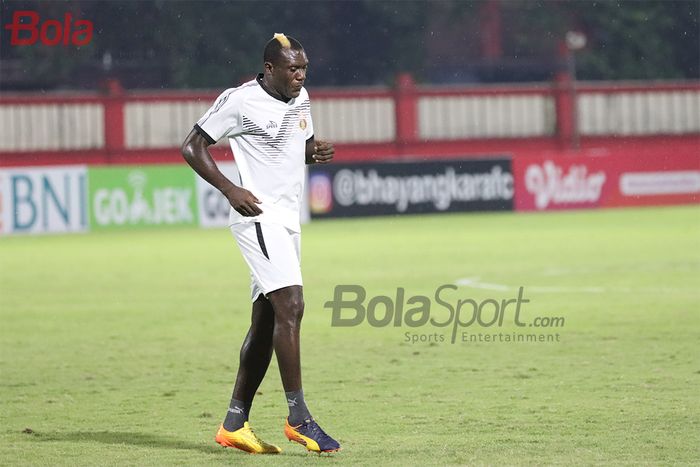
[305,137,334,164]
[181,129,263,216]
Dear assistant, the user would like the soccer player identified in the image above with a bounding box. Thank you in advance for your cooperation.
[181,33,340,454]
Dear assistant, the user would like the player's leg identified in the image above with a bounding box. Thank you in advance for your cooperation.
[215,225,284,454]
[230,222,339,452]
[267,285,340,453]
[223,294,275,431]
[266,285,304,394]
[214,294,281,454]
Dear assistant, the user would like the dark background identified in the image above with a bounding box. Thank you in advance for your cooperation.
[1,0,698,91]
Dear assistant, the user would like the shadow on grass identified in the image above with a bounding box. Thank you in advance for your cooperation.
[36,431,225,455]
[34,431,322,458]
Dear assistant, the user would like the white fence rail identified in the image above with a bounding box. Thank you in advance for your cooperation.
[418,94,554,139]
[1,83,698,153]
[578,90,700,136]
[0,103,103,151]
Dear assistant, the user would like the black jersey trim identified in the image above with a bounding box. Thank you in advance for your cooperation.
[194,123,216,145]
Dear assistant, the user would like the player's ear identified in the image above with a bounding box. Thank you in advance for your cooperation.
[264,61,274,74]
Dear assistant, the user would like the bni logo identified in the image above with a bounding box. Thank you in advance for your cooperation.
[3,10,93,46]
[0,166,88,235]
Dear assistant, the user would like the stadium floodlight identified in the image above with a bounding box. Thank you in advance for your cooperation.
[565,31,587,51]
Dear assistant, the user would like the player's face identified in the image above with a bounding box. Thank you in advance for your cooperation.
[271,48,308,99]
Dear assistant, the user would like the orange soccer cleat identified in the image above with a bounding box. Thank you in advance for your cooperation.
[215,422,281,454]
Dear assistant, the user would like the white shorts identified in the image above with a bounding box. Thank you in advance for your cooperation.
[230,222,302,302]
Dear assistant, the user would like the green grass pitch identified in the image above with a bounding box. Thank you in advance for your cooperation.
[1,205,698,466]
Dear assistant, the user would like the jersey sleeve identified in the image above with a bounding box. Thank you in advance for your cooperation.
[195,88,243,144]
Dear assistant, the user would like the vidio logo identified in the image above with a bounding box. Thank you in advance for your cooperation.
[3,10,93,46]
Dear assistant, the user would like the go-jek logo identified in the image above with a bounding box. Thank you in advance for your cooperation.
[3,10,93,46]
[93,171,194,227]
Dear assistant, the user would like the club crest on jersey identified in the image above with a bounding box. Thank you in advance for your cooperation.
[299,118,307,131]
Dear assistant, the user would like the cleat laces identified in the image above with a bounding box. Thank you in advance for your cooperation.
[302,419,335,447]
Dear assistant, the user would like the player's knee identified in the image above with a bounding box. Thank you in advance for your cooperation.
[285,296,304,326]
[274,296,303,331]
[269,287,305,328]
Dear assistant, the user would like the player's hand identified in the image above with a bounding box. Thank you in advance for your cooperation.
[224,186,262,217]
[313,140,334,164]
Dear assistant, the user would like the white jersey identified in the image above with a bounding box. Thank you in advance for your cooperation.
[195,74,313,232]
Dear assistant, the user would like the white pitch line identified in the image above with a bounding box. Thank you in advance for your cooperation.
[454,278,691,294]
[528,285,606,294]
[454,277,606,294]
[454,277,510,291]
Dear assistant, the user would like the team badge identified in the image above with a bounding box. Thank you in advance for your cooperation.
[299,118,307,130]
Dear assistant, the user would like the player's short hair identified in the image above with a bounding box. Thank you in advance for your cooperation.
[264,33,304,65]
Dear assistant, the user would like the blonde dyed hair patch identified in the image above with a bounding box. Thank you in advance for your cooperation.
[273,33,291,48]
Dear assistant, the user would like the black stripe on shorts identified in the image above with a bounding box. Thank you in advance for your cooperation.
[254,222,269,259]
